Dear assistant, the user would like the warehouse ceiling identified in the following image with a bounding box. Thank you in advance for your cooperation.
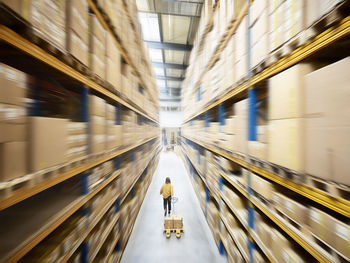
[136,0,203,110]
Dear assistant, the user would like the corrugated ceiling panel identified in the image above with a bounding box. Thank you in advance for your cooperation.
[167,80,182,88]
[138,13,160,41]
[154,67,165,76]
[166,68,184,77]
[164,49,185,64]
[161,15,191,44]
[148,48,163,62]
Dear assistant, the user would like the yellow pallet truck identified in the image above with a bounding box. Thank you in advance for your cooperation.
[163,197,184,238]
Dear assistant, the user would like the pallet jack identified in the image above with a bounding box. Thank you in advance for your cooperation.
[163,197,184,238]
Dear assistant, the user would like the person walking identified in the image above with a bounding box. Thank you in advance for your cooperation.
[160,177,173,216]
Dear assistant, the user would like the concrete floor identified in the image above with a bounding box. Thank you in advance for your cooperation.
[121,150,227,263]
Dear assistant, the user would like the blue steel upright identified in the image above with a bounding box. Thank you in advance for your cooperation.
[247,1,256,262]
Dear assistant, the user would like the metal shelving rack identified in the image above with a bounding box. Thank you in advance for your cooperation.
[0,1,161,262]
[181,0,350,262]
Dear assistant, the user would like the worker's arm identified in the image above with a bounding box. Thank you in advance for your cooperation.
[160,185,163,195]
[171,185,174,197]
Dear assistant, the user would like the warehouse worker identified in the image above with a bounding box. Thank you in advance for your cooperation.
[160,177,173,216]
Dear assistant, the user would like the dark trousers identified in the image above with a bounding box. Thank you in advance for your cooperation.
[163,196,171,213]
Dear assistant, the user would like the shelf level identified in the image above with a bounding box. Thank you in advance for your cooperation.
[182,135,350,218]
[183,16,350,123]
[0,25,158,123]
[0,136,158,210]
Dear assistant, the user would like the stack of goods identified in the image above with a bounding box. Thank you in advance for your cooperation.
[66,0,89,65]
[89,95,106,155]
[29,116,68,173]
[67,122,87,161]
[106,33,121,92]
[250,0,269,68]
[2,0,66,49]
[0,64,28,182]
[89,14,106,79]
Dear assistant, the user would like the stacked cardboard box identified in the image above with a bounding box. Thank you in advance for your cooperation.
[282,0,306,44]
[273,192,309,226]
[268,0,284,52]
[309,207,349,259]
[234,99,248,154]
[89,15,106,79]
[67,122,87,161]
[106,33,121,92]
[250,0,269,68]
[2,0,66,49]
[105,104,120,150]
[235,17,248,82]
[89,95,106,154]
[29,117,67,173]
[0,64,28,182]
[304,58,350,185]
[66,0,89,65]
[271,229,305,262]
[268,63,317,172]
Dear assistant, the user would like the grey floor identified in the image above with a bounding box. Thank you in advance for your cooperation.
[120,150,227,263]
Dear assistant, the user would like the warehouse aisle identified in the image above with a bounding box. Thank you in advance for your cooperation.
[121,150,226,263]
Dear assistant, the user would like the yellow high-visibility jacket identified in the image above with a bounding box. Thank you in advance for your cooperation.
[160,183,173,199]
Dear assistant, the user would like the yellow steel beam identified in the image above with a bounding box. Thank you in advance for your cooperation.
[6,170,121,263]
[182,135,350,218]
[0,25,158,123]
[184,16,350,123]
[0,136,158,210]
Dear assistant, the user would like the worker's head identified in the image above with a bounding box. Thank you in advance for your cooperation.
[166,177,171,184]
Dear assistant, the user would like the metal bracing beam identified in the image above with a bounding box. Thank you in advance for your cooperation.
[159,98,181,102]
[156,75,184,81]
[152,62,187,69]
[145,41,193,51]
[139,10,200,18]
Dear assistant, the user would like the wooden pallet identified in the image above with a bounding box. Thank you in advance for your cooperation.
[266,162,306,185]
[305,176,350,202]
[0,156,88,200]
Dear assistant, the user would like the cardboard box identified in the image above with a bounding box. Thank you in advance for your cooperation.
[269,63,317,120]
[0,64,27,106]
[271,229,292,263]
[173,215,183,229]
[304,58,350,185]
[251,10,269,46]
[255,221,272,247]
[89,95,106,117]
[309,207,350,258]
[0,142,27,182]
[268,118,304,172]
[66,0,88,42]
[164,217,173,229]
[251,173,274,200]
[248,141,267,160]
[273,192,309,226]
[29,117,67,172]
[0,104,27,143]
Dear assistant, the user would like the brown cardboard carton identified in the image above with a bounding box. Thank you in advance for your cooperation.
[164,217,173,229]
[89,95,106,117]
[0,141,27,182]
[269,63,317,120]
[0,64,27,106]
[271,229,291,263]
[29,117,67,172]
[304,58,350,185]
[273,192,309,226]
[173,215,183,229]
[268,118,304,172]
[248,141,267,160]
[251,173,274,200]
